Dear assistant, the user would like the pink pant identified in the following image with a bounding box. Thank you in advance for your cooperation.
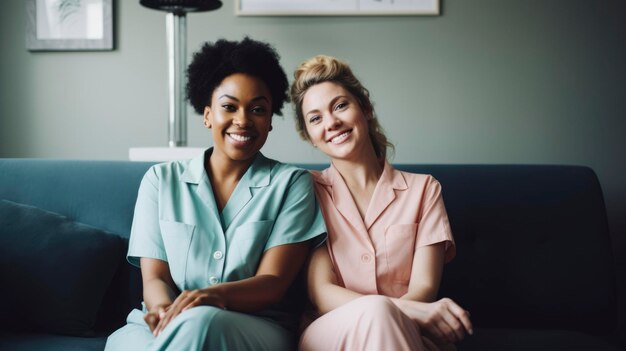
[299,295,445,351]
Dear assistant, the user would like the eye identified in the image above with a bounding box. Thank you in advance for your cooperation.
[222,104,236,112]
[251,106,268,115]
[308,115,321,124]
[334,101,348,111]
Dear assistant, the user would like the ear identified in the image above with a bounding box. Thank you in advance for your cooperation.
[203,106,212,128]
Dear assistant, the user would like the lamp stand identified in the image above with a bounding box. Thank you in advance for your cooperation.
[166,12,187,147]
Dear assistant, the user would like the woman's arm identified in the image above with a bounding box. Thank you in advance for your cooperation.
[401,242,446,302]
[197,241,312,311]
[140,257,177,334]
[307,245,363,314]
[394,242,473,343]
[153,241,312,336]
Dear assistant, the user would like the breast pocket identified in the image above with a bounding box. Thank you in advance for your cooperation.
[229,220,274,279]
[159,220,195,290]
[384,223,418,284]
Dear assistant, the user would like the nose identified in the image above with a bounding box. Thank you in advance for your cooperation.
[233,110,252,128]
[324,115,341,131]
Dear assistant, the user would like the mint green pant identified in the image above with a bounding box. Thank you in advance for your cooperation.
[105,306,293,351]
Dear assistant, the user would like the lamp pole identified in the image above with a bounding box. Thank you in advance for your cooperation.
[166,12,187,147]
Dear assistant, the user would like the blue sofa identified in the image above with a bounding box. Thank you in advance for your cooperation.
[0,159,621,351]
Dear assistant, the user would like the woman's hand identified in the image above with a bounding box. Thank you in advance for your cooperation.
[152,288,226,336]
[143,303,170,333]
[395,297,473,344]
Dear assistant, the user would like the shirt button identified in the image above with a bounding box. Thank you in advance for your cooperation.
[361,254,372,263]
[213,251,223,260]
[209,276,219,285]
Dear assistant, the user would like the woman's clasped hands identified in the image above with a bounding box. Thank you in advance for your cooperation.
[144,289,226,337]
[395,297,473,344]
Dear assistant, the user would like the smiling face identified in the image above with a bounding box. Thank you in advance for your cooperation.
[301,81,373,162]
[204,73,273,166]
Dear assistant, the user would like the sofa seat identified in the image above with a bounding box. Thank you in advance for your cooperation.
[458,328,620,351]
[0,332,107,351]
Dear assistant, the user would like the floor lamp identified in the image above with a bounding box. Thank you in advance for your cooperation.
[139,0,222,150]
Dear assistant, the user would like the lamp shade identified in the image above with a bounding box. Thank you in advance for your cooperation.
[140,0,222,13]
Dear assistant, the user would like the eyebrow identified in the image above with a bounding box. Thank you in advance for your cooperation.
[217,94,269,103]
[305,109,320,117]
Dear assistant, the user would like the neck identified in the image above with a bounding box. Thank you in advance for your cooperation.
[332,149,383,191]
[206,150,255,184]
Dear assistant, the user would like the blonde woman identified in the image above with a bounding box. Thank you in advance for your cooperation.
[291,55,472,351]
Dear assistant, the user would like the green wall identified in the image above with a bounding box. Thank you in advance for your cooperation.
[1,0,625,342]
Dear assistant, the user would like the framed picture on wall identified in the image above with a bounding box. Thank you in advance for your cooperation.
[26,0,113,51]
[236,0,439,16]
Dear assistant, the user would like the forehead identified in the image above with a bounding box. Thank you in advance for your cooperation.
[212,73,271,100]
[302,81,351,110]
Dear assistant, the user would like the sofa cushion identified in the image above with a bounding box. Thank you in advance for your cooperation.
[0,200,126,336]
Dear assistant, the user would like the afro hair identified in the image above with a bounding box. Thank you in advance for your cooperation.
[186,37,289,116]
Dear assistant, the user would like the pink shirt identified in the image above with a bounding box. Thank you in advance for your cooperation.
[312,161,455,298]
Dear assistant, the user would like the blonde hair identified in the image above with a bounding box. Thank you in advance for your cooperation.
[290,55,394,160]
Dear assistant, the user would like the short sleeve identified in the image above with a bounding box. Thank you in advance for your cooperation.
[127,167,168,267]
[265,170,327,251]
[415,177,456,262]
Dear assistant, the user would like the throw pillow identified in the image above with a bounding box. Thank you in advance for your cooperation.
[0,200,126,336]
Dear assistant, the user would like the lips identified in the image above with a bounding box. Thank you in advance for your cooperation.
[327,129,352,144]
[228,133,253,142]
[226,132,256,146]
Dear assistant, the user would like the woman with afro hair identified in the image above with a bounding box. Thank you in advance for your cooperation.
[105,38,326,351]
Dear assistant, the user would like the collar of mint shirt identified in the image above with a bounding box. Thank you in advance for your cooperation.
[179,148,271,231]
[317,160,408,234]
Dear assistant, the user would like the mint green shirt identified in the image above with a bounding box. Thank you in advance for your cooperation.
[127,149,326,291]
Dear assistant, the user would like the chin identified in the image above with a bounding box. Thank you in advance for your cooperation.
[326,152,355,161]
[323,146,356,159]
[226,148,261,161]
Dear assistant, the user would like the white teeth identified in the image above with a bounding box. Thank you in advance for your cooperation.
[330,130,350,144]
[229,134,252,142]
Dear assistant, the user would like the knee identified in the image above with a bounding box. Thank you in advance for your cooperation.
[181,306,241,338]
[174,305,223,329]
[348,295,399,321]
[356,294,392,305]
[358,295,396,313]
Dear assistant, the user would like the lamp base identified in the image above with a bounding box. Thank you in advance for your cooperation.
[129,147,205,162]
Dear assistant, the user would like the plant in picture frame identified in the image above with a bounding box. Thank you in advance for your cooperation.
[57,0,83,22]
[26,0,114,51]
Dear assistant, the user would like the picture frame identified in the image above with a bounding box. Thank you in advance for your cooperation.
[26,0,113,51]
[236,0,439,16]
